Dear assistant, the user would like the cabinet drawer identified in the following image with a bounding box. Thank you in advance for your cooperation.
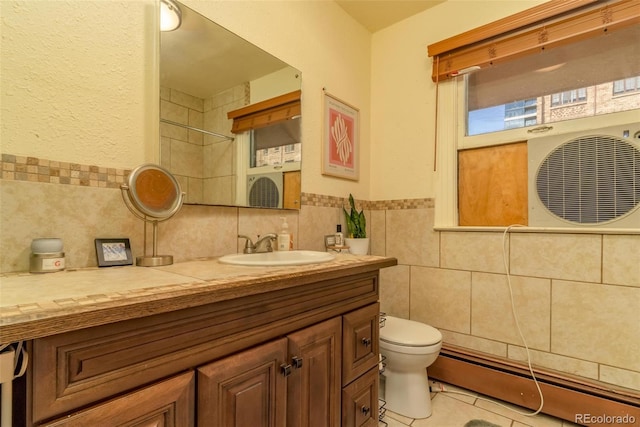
[341,366,379,427]
[342,303,379,385]
[41,371,194,427]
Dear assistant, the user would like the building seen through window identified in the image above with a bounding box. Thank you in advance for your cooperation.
[468,77,640,136]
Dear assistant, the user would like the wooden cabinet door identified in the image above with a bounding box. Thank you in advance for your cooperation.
[197,338,287,427]
[287,317,342,427]
[341,367,379,427]
[342,303,380,385]
[41,372,195,427]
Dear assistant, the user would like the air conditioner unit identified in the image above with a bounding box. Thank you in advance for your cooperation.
[528,123,640,229]
[247,172,283,208]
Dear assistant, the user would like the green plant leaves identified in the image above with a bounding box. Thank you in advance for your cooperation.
[343,194,366,238]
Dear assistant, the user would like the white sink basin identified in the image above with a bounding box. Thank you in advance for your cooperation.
[218,250,335,266]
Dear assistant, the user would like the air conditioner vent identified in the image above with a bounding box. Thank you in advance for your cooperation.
[247,172,282,208]
[536,135,640,224]
[528,124,640,229]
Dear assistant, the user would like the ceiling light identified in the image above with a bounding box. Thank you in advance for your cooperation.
[160,0,181,32]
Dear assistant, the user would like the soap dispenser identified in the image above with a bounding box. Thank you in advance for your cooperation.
[278,217,292,251]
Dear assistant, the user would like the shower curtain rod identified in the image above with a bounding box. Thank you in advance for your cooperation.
[160,119,234,141]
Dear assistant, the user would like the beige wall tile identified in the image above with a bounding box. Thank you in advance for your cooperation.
[507,346,598,380]
[238,208,298,251]
[510,233,601,283]
[170,89,204,112]
[440,330,507,358]
[603,235,640,287]
[0,180,141,271]
[204,140,234,177]
[188,109,204,145]
[160,98,189,124]
[203,176,234,206]
[379,265,410,318]
[170,139,203,178]
[186,176,203,204]
[471,272,551,351]
[370,209,386,256]
[552,280,640,372]
[298,205,341,252]
[386,208,438,266]
[160,205,238,261]
[599,365,640,391]
[410,266,471,333]
[441,231,508,273]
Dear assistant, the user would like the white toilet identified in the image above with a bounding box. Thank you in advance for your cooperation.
[380,315,442,419]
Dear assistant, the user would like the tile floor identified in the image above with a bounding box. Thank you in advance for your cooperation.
[379,382,582,427]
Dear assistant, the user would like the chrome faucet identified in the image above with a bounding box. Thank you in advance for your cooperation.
[238,234,277,254]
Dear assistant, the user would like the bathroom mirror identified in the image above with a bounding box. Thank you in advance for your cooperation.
[160,1,302,209]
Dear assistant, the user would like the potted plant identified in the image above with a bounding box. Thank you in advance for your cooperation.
[343,194,369,255]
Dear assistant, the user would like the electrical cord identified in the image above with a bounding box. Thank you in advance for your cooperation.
[432,225,544,417]
[0,342,28,380]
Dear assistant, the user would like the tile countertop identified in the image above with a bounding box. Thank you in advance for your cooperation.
[0,254,397,344]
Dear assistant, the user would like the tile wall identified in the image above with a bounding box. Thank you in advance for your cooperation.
[1,159,638,395]
[160,84,247,205]
[376,207,640,394]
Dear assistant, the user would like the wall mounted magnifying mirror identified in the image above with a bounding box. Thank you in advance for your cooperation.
[121,164,185,266]
[159,1,302,209]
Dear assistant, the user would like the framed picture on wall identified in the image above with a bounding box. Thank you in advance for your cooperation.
[322,91,359,181]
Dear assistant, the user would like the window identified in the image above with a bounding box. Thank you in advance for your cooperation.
[250,117,301,168]
[428,0,640,229]
[465,24,639,136]
[551,89,587,107]
[613,76,640,95]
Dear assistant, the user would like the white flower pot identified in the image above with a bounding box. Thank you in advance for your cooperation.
[345,237,370,255]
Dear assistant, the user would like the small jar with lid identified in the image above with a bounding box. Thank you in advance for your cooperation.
[30,238,65,273]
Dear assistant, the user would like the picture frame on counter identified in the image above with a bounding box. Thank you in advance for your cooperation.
[95,238,133,267]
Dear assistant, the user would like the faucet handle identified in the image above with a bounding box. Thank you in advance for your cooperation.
[238,234,255,253]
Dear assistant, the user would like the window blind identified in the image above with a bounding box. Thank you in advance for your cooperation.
[427,0,640,83]
[227,90,301,134]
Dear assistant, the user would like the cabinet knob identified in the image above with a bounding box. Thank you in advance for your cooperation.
[361,406,370,416]
[280,363,292,377]
[292,356,303,369]
[361,337,372,347]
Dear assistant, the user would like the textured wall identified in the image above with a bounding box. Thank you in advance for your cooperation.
[0,0,157,169]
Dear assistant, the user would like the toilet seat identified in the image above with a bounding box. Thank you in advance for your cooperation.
[380,316,442,347]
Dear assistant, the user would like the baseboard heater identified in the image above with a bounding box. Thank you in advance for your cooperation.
[429,345,640,426]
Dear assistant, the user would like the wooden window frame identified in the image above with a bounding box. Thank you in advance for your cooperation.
[427,0,640,82]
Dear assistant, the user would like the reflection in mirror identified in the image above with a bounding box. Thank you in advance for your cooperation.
[159,1,302,209]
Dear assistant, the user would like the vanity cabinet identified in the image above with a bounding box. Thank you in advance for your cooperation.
[23,268,386,427]
[40,372,195,426]
[198,317,341,427]
[198,338,288,426]
[341,303,380,427]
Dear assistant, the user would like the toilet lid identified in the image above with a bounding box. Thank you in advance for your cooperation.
[380,316,442,346]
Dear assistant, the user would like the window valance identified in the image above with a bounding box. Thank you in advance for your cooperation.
[427,0,640,82]
[227,90,301,134]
